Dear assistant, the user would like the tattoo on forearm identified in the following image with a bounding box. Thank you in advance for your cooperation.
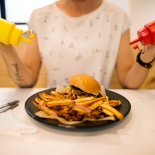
[12,64,23,84]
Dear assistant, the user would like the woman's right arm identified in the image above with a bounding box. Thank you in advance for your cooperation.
[0,34,41,88]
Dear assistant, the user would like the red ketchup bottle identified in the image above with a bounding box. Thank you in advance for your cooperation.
[130,20,155,50]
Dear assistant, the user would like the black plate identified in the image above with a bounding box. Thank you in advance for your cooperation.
[25,88,131,129]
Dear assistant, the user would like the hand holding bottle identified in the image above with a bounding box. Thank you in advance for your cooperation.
[141,44,155,63]
[130,20,155,68]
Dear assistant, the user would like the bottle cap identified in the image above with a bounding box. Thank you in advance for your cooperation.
[9,28,33,45]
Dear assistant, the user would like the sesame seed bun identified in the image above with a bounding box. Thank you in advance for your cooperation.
[68,74,101,96]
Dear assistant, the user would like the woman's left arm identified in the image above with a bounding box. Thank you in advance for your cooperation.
[116,29,155,89]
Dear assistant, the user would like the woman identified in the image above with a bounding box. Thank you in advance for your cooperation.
[0,0,155,88]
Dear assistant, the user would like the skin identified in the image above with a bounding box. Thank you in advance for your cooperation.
[0,0,155,88]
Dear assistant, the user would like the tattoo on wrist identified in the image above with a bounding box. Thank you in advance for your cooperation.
[12,64,23,84]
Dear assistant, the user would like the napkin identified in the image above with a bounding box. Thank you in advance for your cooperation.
[0,109,37,137]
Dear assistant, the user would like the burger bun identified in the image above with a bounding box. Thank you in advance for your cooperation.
[68,74,101,96]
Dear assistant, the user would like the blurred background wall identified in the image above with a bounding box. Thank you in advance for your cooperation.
[0,0,155,88]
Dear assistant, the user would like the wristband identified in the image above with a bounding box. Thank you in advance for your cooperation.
[136,52,155,69]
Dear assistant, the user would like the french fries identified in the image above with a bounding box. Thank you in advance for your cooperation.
[109,100,121,107]
[47,99,74,107]
[100,104,123,120]
[32,88,124,123]
[33,101,57,116]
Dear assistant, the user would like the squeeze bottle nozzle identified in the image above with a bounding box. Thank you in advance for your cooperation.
[129,38,142,45]
[130,20,155,46]
[0,18,33,45]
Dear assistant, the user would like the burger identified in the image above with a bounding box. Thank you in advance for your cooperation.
[68,73,101,96]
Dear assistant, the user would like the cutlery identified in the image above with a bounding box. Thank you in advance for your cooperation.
[0,100,19,113]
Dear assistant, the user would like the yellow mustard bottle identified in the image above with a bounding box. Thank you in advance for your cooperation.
[0,18,33,45]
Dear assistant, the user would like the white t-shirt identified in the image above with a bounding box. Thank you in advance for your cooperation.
[28,0,130,88]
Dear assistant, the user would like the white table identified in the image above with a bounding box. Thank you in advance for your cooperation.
[0,88,155,155]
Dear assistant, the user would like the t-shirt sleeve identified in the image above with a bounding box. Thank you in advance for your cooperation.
[122,12,131,33]
[27,10,38,34]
